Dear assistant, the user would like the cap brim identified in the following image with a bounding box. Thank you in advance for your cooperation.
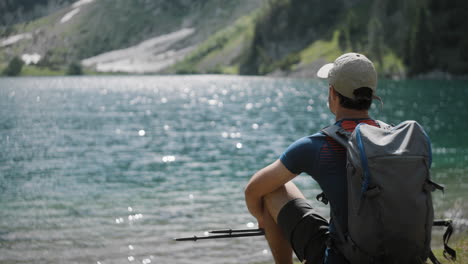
[317,63,334,78]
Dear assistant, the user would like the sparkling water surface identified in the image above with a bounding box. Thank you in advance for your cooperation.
[0,76,467,264]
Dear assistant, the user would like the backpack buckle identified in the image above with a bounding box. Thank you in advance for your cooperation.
[316,192,329,205]
[424,180,445,193]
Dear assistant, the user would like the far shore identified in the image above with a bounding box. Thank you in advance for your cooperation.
[1,64,467,81]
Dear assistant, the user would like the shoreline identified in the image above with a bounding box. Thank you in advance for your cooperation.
[1,67,468,81]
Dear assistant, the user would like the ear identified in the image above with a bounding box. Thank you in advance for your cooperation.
[329,85,337,98]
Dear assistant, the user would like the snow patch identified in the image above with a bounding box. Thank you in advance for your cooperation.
[60,0,95,24]
[72,0,95,8]
[22,53,42,65]
[0,33,32,47]
[82,28,196,73]
[60,8,81,23]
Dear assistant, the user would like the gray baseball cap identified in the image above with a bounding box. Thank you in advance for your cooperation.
[317,53,377,99]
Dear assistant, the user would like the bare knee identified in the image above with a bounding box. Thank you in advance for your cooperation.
[263,182,305,221]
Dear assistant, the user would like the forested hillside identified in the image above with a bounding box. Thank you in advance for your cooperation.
[0,0,74,26]
[174,0,468,78]
[1,0,467,77]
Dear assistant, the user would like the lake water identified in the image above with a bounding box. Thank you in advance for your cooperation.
[0,76,467,264]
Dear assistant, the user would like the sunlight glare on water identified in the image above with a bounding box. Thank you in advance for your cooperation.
[0,76,466,263]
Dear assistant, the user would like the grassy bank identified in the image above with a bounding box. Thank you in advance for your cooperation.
[20,65,65,76]
[433,236,468,264]
[0,64,116,77]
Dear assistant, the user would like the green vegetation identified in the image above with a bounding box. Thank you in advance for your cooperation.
[0,0,264,75]
[239,0,344,75]
[234,0,468,77]
[2,56,24,76]
[432,235,468,264]
[73,0,263,61]
[0,0,74,26]
[1,64,102,76]
[298,30,343,66]
[1,0,467,77]
[66,61,82,75]
[20,65,65,76]
[173,0,413,77]
[170,13,258,75]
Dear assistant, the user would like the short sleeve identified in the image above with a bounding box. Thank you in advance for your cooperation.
[279,133,324,175]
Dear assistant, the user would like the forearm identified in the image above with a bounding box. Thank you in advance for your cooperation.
[244,160,296,223]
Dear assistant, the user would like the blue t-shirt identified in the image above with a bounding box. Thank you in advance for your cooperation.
[279,119,380,236]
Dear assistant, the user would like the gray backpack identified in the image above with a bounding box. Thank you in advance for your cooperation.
[321,120,456,264]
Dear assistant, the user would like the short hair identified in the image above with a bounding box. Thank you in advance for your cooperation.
[336,87,373,110]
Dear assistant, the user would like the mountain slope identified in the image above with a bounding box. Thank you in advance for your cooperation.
[0,0,264,73]
[1,0,467,77]
[171,0,468,78]
[0,0,74,26]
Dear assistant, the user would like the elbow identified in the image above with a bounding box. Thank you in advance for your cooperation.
[244,183,252,198]
[244,182,257,200]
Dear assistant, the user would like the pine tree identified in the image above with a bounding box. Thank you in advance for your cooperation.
[2,57,24,76]
[66,62,83,75]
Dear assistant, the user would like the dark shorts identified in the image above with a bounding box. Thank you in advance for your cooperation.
[277,198,330,263]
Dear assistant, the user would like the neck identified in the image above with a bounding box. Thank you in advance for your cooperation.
[334,108,370,122]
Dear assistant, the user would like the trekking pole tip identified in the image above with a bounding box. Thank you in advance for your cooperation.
[174,235,198,242]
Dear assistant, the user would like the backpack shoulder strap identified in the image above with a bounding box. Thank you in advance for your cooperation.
[321,124,351,147]
[433,220,457,261]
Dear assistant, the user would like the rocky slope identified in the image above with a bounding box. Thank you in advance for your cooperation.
[0,0,264,74]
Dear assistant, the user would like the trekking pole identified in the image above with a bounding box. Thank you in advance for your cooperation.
[209,228,264,234]
[174,228,264,241]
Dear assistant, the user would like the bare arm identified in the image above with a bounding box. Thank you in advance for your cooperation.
[244,159,297,227]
